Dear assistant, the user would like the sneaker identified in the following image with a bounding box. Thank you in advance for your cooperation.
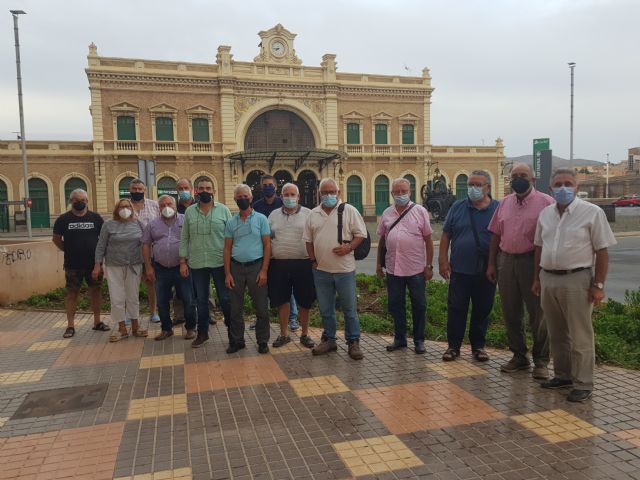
[249,321,257,330]
[154,330,174,341]
[348,340,364,360]
[532,364,550,380]
[300,335,315,349]
[541,377,574,389]
[226,343,246,354]
[312,337,338,356]
[258,343,269,354]
[567,389,592,402]
[184,329,196,340]
[150,313,160,323]
[500,356,530,373]
[288,318,300,331]
[272,335,291,348]
[386,339,407,352]
[191,333,209,348]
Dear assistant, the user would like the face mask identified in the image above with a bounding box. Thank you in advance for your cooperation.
[394,194,410,206]
[72,201,86,211]
[511,177,531,195]
[321,194,338,208]
[178,190,192,201]
[552,186,575,205]
[467,186,484,202]
[118,208,132,220]
[130,191,144,202]
[236,198,251,211]
[283,197,298,209]
[198,191,212,203]
[262,185,276,198]
[161,206,175,218]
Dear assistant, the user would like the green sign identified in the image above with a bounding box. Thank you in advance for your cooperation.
[533,138,550,178]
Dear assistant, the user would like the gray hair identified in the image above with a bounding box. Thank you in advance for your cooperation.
[129,178,145,188]
[470,170,491,185]
[281,182,299,195]
[551,167,577,180]
[68,188,88,203]
[318,177,338,192]
[176,178,192,187]
[157,194,176,205]
[391,177,410,191]
[234,183,252,197]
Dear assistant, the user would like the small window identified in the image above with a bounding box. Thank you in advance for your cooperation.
[375,124,387,145]
[64,178,87,203]
[192,118,210,142]
[116,116,136,141]
[155,117,174,141]
[346,123,360,144]
[402,124,414,145]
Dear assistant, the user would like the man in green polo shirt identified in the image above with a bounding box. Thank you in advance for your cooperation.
[179,178,231,348]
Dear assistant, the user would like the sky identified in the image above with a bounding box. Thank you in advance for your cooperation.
[1,0,638,162]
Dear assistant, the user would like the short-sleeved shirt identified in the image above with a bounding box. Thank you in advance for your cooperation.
[252,197,283,218]
[534,198,616,270]
[377,203,433,276]
[443,198,499,275]
[142,214,185,268]
[179,202,231,269]
[224,210,270,263]
[133,198,160,228]
[269,206,312,259]
[488,189,555,254]
[302,202,367,274]
[53,210,104,270]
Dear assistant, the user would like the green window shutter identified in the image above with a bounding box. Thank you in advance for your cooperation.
[119,176,134,199]
[346,123,360,144]
[402,124,414,144]
[157,177,178,200]
[456,174,469,200]
[403,174,416,203]
[116,116,136,141]
[192,118,210,142]
[346,175,363,213]
[155,117,174,141]
[375,124,387,145]
[64,178,87,203]
[374,175,390,215]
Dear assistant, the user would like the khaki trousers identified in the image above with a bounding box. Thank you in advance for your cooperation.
[540,269,594,390]
[104,264,143,328]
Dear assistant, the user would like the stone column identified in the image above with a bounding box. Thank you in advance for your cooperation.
[87,43,109,214]
[216,46,237,206]
[322,54,338,150]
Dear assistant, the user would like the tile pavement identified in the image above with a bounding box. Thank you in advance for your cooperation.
[0,308,640,479]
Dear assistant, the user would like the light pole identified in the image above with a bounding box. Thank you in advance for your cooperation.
[10,9,31,238]
[605,153,610,199]
[568,62,576,170]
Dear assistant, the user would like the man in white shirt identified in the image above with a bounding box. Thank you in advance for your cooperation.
[533,168,616,402]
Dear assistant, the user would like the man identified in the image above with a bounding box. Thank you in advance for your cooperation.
[142,195,196,341]
[376,178,434,354]
[176,178,196,214]
[533,168,616,402]
[129,178,161,323]
[303,178,367,360]
[224,184,271,354]
[179,178,232,348]
[52,189,106,338]
[487,163,555,379]
[439,170,499,362]
[268,183,316,349]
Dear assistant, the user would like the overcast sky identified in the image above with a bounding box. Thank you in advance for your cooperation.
[1,0,638,162]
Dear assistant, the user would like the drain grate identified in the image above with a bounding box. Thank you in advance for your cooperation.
[11,384,109,419]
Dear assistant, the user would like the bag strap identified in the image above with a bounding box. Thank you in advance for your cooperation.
[387,203,415,236]
[337,203,346,244]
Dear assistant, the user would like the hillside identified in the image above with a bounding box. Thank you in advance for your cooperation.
[506,154,603,168]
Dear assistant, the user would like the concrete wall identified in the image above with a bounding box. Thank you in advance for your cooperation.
[0,240,65,305]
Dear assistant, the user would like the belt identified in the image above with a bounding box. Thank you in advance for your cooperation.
[542,266,590,275]
[231,257,263,267]
[502,250,535,258]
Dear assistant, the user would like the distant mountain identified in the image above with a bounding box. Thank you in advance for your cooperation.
[506,155,603,168]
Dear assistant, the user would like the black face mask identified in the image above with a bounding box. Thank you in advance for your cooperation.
[235,198,251,211]
[72,201,86,211]
[130,191,144,202]
[511,177,531,195]
[198,191,213,203]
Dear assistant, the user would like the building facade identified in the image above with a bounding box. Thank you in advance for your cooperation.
[0,25,504,229]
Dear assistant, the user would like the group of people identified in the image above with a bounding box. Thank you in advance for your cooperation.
[53,164,615,402]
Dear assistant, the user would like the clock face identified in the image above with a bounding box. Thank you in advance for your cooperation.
[271,40,286,57]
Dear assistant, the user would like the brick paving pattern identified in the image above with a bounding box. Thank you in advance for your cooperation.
[1,308,640,479]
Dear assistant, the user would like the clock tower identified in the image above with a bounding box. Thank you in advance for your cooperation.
[253,24,302,65]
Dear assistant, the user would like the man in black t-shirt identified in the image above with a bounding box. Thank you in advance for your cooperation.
[52,188,106,338]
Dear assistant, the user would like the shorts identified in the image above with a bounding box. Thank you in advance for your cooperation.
[268,259,316,308]
[65,268,102,291]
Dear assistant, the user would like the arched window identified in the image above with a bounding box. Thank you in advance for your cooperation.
[192,118,210,142]
[28,178,50,228]
[116,116,136,140]
[346,175,363,214]
[118,176,134,199]
[455,174,469,200]
[274,170,293,195]
[246,170,266,202]
[0,179,8,232]
[374,175,390,215]
[194,176,213,190]
[157,176,177,200]
[155,117,174,141]
[403,174,417,203]
[297,170,318,209]
[64,177,87,205]
[245,110,315,150]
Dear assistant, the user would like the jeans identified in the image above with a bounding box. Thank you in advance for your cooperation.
[191,266,230,335]
[289,294,298,322]
[229,261,270,345]
[154,263,196,332]
[312,269,360,343]
[387,273,426,344]
[447,271,496,352]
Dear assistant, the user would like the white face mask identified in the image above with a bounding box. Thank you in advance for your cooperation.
[118,207,132,220]
[161,206,175,218]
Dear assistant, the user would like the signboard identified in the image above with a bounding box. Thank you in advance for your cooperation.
[539,149,553,193]
[533,138,550,179]
[137,159,156,187]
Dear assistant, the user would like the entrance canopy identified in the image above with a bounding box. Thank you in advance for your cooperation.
[228,148,344,174]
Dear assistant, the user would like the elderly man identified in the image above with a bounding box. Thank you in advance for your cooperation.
[377,178,434,354]
[303,178,367,360]
[487,163,555,379]
[53,188,106,337]
[533,168,616,402]
[179,178,232,348]
[439,170,499,362]
[142,195,196,340]
[268,183,316,349]
[224,184,271,354]
[176,178,196,214]
[129,178,161,323]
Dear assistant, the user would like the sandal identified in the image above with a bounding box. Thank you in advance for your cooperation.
[109,332,129,342]
[63,327,75,338]
[92,322,111,332]
[473,349,490,362]
[132,329,148,338]
[442,348,459,362]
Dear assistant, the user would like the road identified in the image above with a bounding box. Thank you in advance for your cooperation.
[357,236,640,302]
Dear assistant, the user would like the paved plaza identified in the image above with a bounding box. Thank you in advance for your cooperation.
[1,309,640,480]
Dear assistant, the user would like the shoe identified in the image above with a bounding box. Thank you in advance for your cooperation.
[191,333,209,348]
[472,349,490,362]
[442,348,459,361]
[348,340,364,360]
[209,318,216,325]
[154,330,174,341]
[312,337,338,356]
[150,313,160,323]
[414,341,426,354]
[567,389,593,402]
[500,356,530,373]
[532,364,550,380]
[288,318,300,331]
[386,339,407,352]
[272,335,291,348]
[541,377,574,389]
[300,335,315,349]
[226,343,246,354]
[184,329,196,340]
[258,343,269,354]
[172,317,185,326]
[249,321,257,330]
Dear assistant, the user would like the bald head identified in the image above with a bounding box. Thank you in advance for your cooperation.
[511,163,534,180]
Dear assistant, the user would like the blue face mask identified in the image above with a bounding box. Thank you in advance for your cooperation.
[283,197,298,209]
[394,194,410,206]
[178,190,191,201]
[321,194,338,208]
[262,185,276,198]
[467,186,484,202]
[552,186,575,205]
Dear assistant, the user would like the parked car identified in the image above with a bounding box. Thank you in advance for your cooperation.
[613,195,640,207]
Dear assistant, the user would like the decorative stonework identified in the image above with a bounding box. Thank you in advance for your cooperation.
[303,99,325,126]
[253,24,302,65]
[234,96,263,123]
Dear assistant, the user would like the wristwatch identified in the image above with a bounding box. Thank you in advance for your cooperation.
[592,282,604,289]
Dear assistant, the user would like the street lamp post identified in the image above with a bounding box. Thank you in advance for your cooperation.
[568,62,576,170]
[606,153,610,199]
[10,9,31,238]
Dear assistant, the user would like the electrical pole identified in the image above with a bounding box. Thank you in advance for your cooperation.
[568,62,576,170]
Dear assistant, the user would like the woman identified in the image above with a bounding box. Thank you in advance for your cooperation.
[93,198,148,342]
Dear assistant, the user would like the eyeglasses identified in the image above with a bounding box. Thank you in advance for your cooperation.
[320,191,338,195]
[467,183,487,188]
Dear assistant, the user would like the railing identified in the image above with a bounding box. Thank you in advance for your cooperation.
[154,142,177,152]
[116,141,139,151]
[374,145,391,154]
[341,144,425,155]
[191,142,212,152]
